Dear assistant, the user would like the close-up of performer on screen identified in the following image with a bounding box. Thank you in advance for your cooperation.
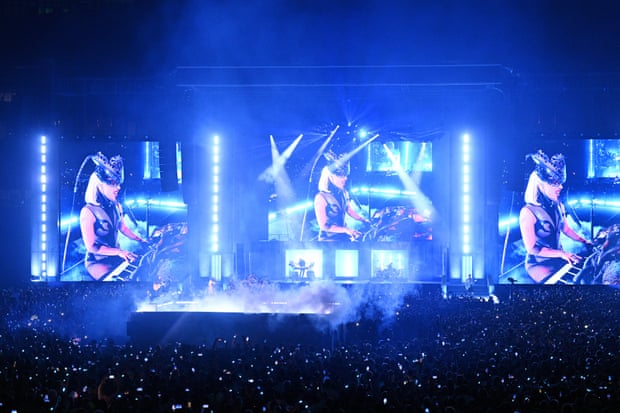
[314,151,370,242]
[80,152,147,280]
[519,150,591,283]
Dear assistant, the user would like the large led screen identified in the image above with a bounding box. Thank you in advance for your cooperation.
[57,140,189,283]
[497,139,620,285]
[265,135,440,283]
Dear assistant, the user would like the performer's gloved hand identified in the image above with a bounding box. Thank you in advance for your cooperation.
[118,249,138,262]
[347,227,362,240]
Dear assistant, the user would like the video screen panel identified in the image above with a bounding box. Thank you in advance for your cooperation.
[334,250,359,278]
[497,139,620,285]
[266,136,439,283]
[58,140,188,283]
[268,139,434,243]
[587,138,620,179]
[366,140,432,173]
[285,249,323,280]
[371,249,408,280]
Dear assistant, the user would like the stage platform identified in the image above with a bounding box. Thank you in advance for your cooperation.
[125,283,498,347]
[127,311,350,347]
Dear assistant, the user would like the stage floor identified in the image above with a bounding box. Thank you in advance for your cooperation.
[125,282,492,346]
[127,310,350,347]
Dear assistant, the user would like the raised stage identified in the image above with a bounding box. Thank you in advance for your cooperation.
[125,282,493,347]
[127,311,351,347]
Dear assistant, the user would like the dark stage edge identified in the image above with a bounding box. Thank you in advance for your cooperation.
[127,312,352,348]
[125,284,503,347]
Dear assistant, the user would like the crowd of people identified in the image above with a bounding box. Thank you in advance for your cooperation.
[1,282,619,412]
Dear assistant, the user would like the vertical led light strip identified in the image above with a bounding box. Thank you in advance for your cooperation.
[462,133,471,254]
[40,135,48,278]
[587,139,594,179]
[461,133,473,279]
[211,135,220,253]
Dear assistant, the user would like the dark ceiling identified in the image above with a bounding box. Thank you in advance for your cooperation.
[1,0,619,75]
[0,0,618,143]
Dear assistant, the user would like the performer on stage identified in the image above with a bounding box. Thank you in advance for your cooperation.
[314,151,369,241]
[519,150,590,283]
[80,152,146,280]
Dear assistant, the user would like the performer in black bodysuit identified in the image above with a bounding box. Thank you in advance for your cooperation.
[314,151,369,241]
[79,152,146,280]
[519,150,590,283]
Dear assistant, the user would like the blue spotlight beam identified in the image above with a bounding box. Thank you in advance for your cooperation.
[259,133,304,183]
[382,144,436,219]
[338,133,380,166]
[306,125,340,183]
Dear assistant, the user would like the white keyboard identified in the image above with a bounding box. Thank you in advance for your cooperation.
[102,260,138,282]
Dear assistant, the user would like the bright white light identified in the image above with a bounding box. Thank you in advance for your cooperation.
[58,215,79,231]
[38,135,48,279]
[604,199,620,208]
[210,134,220,254]
[381,188,402,195]
[498,215,518,231]
[283,201,313,215]
[462,133,472,257]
